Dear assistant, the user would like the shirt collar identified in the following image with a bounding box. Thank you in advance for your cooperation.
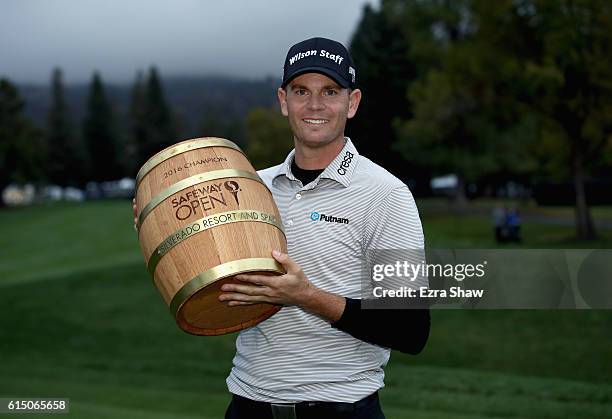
[272,148,298,182]
[272,137,359,188]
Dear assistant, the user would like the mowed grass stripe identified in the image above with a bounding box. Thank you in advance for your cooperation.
[0,374,229,419]
[0,362,230,394]
[423,213,612,248]
[68,402,209,419]
[382,366,612,419]
[382,393,612,419]
[407,310,612,384]
[1,357,609,418]
[1,359,610,418]
[381,408,497,419]
[0,201,141,285]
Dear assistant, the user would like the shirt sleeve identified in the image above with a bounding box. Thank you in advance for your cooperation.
[330,186,430,354]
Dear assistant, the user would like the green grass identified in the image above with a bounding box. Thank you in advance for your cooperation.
[436,197,612,220]
[0,201,141,286]
[0,200,610,418]
[423,212,612,248]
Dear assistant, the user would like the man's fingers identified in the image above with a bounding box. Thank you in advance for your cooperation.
[272,250,300,274]
[220,283,271,297]
[132,198,139,232]
[234,274,274,286]
[219,291,268,303]
[227,301,259,307]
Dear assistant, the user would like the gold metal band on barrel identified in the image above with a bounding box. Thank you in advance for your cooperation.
[147,210,286,276]
[169,258,285,317]
[135,137,245,187]
[137,169,264,230]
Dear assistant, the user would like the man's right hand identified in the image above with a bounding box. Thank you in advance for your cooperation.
[133,198,138,232]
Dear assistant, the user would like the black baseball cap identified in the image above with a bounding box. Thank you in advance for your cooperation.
[281,37,357,89]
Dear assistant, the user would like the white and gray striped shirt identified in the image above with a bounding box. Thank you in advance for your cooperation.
[226,138,425,403]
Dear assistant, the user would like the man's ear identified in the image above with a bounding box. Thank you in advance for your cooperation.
[347,88,362,119]
[277,87,289,117]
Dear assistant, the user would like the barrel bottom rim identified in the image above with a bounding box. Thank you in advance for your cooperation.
[170,257,285,335]
[178,304,281,336]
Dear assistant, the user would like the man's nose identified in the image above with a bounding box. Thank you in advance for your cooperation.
[307,95,325,111]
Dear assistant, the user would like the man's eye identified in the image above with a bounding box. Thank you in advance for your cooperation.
[325,89,338,96]
[294,89,307,95]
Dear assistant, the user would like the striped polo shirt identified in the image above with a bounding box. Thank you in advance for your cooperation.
[226,137,425,403]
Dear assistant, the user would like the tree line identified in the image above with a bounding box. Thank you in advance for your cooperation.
[0,67,179,191]
[0,67,289,195]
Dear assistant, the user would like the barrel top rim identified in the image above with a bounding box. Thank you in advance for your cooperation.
[135,137,244,188]
[146,137,236,160]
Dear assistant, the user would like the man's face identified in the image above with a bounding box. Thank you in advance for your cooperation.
[277,73,361,149]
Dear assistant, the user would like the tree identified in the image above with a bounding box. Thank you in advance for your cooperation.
[382,0,511,204]
[142,67,176,164]
[45,68,87,186]
[200,104,245,146]
[527,0,611,239]
[245,107,293,169]
[0,78,43,197]
[387,0,611,239]
[394,0,539,203]
[127,71,147,176]
[348,2,418,179]
[471,0,612,239]
[83,72,120,181]
[128,67,177,170]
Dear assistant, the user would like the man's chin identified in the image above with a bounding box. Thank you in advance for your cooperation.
[298,136,342,149]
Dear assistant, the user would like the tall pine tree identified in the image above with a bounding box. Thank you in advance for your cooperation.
[127,71,147,176]
[128,67,177,170]
[45,68,86,186]
[0,78,43,196]
[142,67,176,163]
[348,3,419,179]
[83,72,120,182]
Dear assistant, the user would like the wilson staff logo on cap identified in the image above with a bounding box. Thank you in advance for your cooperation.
[281,37,357,89]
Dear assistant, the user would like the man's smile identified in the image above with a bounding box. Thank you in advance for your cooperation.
[303,119,329,124]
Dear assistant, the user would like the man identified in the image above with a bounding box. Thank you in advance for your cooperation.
[133,37,429,419]
[218,37,430,419]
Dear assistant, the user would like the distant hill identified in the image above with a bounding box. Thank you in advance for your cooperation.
[18,75,280,143]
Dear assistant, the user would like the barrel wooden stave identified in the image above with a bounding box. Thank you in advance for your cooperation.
[177,274,280,336]
[153,220,286,304]
[139,177,279,263]
[136,145,251,207]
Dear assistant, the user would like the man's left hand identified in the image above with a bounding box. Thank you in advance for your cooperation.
[218,250,316,307]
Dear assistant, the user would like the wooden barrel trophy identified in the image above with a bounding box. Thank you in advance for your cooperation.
[135,137,287,335]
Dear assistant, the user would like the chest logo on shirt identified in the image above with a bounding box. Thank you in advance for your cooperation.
[310,211,349,224]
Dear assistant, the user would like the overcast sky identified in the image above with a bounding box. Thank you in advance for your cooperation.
[0,0,379,85]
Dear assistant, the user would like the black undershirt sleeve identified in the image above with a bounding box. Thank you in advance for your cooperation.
[331,298,430,355]
[290,160,430,355]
